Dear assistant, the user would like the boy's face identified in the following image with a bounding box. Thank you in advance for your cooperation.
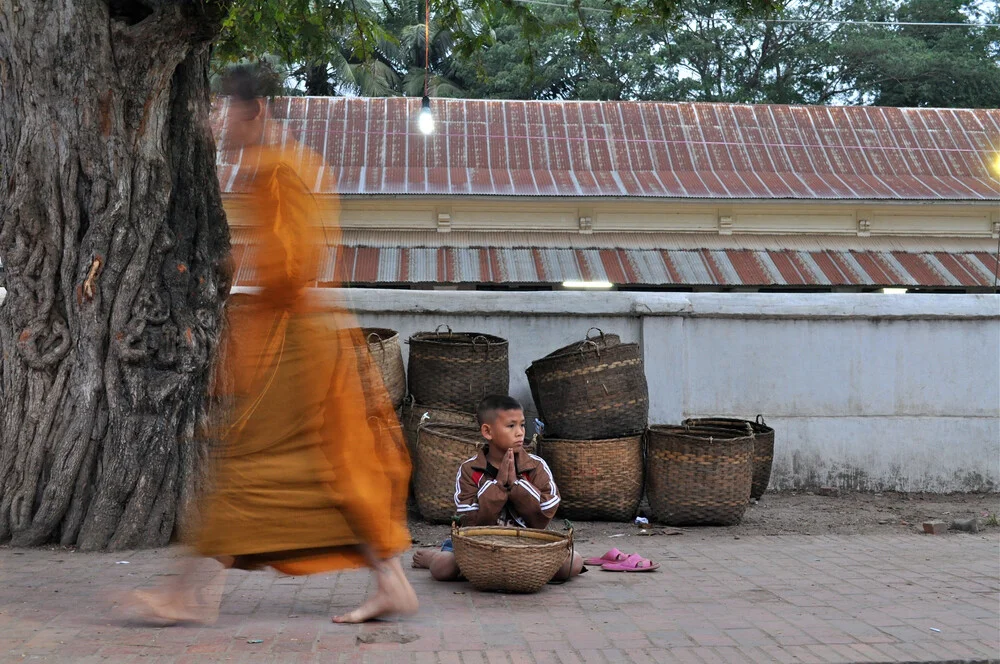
[481,408,526,454]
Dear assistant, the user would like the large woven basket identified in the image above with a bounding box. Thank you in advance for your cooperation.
[538,435,643,521]
[451,525,573,593]
[645,425,754,526]
[527,330,647,439]
[529,329,620,422]
[408,327,509,411]
[414,423,483,522]
[683,416,775,500]
[360,328,406,410]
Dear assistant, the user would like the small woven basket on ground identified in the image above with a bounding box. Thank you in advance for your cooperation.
[526,329,647,440]
[451,525,573,593]
[537,435,643,521]
[682,415,775,500]
[645,425,754,526]
[414,423,483,522]
[408,326,509,411]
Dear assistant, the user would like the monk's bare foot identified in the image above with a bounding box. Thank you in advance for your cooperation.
[333,558,418,623]
[120,589,215,626]
[411,548,437,569]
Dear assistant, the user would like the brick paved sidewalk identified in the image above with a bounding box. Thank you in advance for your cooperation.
[1,533,997,663]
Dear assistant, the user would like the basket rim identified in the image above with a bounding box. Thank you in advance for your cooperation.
[452,525,572,547]
[540,434,644,445]
[360,327,399,341]
[410,332,508,347]
[529,339,639,368]
[647,424,756,442]
[416,422,483,444]
[403,401,479,418]
[538,334,622,361]
[682,417,775,435]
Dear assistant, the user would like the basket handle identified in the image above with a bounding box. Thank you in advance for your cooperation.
[755,414,767,426]
[470,335,493,355]
[579,339,601,359]
[434,324,453,335]
[366,331,387,355]
[585,327,606,344]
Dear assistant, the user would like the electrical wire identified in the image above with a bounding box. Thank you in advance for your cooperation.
[425,0,431,96]
[504,0,1000,27]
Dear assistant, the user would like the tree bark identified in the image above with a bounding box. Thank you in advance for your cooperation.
[0,1,231,550]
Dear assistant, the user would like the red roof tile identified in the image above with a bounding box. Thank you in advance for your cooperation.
[212,98,1000,200]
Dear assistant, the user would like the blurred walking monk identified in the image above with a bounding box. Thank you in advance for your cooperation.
[127,64,415,625]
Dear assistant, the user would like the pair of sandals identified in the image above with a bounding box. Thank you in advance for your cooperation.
[584,548,660,572]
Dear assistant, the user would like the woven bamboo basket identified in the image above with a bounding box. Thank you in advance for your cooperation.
[414,423,483,523]
[526,330,647,440]
[360,328,406,410]
[683,416,775,500]
[408,326,509,411]
[645,425,754,526]
[401,401,479,479]
[538,435,643,521]
[451,525,573,593]
[530,329,621,422]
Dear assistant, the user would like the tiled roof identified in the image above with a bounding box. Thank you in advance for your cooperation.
[229,229,999,288]
[213,97,1000,200]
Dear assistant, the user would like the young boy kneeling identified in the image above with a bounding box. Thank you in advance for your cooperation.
[412,395,584,582]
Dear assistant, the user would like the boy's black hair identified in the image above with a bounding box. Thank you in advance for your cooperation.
[476,395,523,426]
[219,63,281,102]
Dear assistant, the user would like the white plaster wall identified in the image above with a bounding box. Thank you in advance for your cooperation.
[2,285,994,491]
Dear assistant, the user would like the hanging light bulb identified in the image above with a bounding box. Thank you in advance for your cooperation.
[418,95,434,135]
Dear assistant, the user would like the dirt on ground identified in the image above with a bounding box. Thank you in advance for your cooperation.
[407,491,1000,547]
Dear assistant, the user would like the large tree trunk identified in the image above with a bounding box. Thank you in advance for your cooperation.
[0,2,232,550]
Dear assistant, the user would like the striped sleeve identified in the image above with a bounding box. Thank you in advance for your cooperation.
[507,455,560,528]
[454,456,480,514]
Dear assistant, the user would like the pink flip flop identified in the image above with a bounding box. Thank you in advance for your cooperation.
[583,548,629,566]
[601,553,660,572]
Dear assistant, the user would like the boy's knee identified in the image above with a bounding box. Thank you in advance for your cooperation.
[429,552,461,581]
[552,551,583,581]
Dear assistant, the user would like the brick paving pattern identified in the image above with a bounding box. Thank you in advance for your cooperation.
[1,533,997,663]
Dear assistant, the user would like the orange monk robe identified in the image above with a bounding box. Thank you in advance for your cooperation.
[195,141,411,575]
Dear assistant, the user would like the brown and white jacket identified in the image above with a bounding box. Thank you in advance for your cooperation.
[453,446,560,528]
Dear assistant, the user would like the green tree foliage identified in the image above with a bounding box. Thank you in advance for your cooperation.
[212,0,1000,107]
[835,0,1000,107]
[211,0,780,97]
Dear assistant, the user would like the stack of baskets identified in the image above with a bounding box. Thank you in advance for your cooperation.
[406,326,510,522]
[645,424,756,526]
[528,329,648,521]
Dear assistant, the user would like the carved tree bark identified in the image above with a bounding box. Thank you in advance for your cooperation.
[0,1,232,550]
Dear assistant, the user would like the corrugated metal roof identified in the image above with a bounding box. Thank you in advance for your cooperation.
[229,230,998,288]
[212,97,1000,201]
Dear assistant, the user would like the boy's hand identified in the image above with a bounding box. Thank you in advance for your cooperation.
[498,448,516,489]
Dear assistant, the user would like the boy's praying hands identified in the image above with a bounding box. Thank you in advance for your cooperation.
[497,448,516,489]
